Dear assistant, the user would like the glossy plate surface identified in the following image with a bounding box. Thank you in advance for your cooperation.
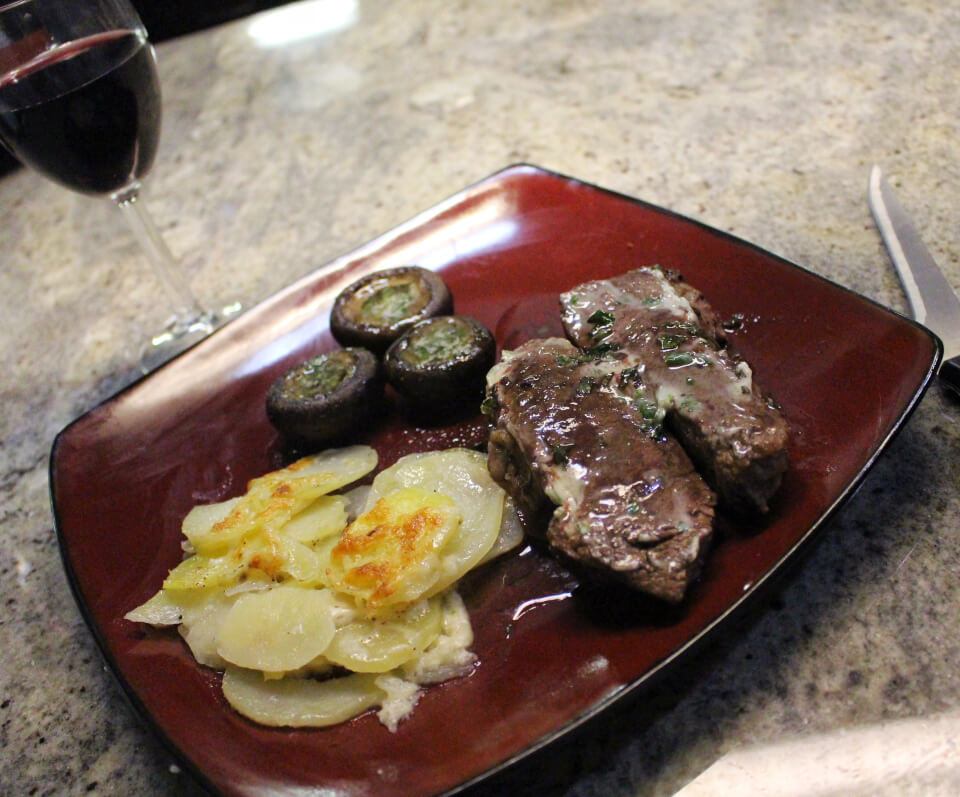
[51,165,940,796]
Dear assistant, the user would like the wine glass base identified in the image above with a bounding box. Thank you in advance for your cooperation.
[138,301,243,373]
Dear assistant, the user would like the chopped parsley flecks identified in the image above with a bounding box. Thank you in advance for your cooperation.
[632,396,660,421]
[555,344,620,366]
[583,342,620,359]
[480,394,499,417]
[283,352,356,400]
[587,309,615,342]
[552,444,574,466]
[662,320,706,339]
[358,283,418,325]
[633,394,667,438]
[576,377,595,396]
[619,366,643,389]
[587,309,616,326]
[658,333,686,351]
[663,351,695,367]
[591,325,613,342]
[401,320,473,366]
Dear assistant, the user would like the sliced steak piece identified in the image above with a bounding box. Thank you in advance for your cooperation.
[562,266,728,344]
[561,266,789,514]
[485,337,716,603]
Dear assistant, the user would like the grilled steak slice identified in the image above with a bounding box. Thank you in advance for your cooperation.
[561,266,789,513]
[562,266,727,343]
[485,337,716,603]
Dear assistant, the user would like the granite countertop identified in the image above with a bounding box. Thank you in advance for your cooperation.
[2,0,959,794]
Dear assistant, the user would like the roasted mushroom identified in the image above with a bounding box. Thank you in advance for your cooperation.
[384,316,496,408]
[330,266,453,353]
[266,348,384,444]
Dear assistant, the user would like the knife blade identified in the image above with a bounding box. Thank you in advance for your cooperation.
[868,165,960,395]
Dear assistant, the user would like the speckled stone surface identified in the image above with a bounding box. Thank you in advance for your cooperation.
[2,1,959,794]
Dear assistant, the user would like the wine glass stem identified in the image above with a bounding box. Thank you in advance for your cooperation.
[112,185,207,322]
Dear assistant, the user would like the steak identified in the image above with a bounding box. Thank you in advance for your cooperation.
[485,337,716,603]
[560,266,789,513]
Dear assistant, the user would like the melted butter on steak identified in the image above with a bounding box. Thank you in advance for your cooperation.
[561,267,789,514]
[486,338,716,603]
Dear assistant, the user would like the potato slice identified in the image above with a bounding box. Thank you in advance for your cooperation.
[164,527,326,592]
[181,497,241,550]
[124,589,186,626]
[216,586,336,672]
[324,597,444,673]
[248,530,326,585]
[178,591,238,668]
[341,484,372,521]
[366,448,505,596]
[280,495,348,547]
[480,496,525,565]
[190,446,377,556]
[327,487,460,609]
[163,552,246,592]
[222,667,383,727]
[250,445,378,491]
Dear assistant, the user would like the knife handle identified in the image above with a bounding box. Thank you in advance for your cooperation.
[941,355,960,399]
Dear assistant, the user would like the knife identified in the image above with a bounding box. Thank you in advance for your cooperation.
[868,165,960,396]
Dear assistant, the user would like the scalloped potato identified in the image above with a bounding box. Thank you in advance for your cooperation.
[327,487,460,609]
[366,449,506,598]
[222,667,384,728]
[216,586,337,672]
[324,597,444,673]
[125,444,523,731]
[186,445,376,556]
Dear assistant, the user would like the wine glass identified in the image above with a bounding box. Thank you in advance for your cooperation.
[0,0,238,371]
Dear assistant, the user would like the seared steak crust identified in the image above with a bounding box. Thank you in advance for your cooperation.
[486,338,716,603]
[561,267,789,513]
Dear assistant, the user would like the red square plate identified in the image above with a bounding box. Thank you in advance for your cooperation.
[50,165,940,796]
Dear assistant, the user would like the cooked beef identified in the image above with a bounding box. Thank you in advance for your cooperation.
[485,337,716,603]
[560,266,789,513]
[561,267,727,343]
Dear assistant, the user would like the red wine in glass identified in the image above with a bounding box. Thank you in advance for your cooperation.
[0,0,239,372]
[0,29,161,195]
